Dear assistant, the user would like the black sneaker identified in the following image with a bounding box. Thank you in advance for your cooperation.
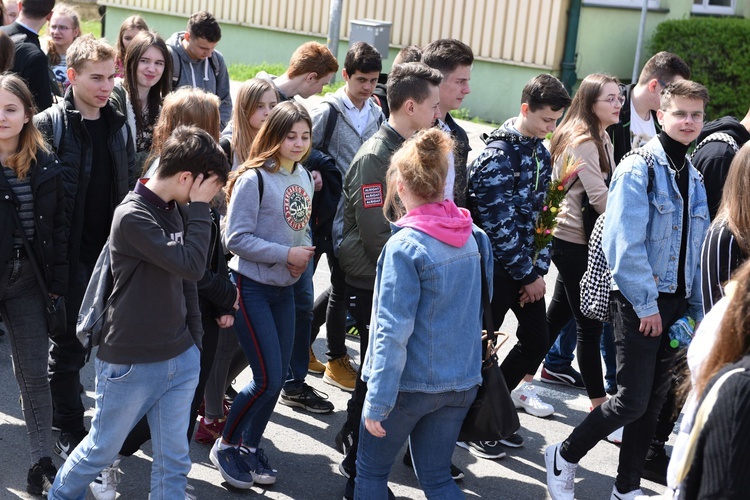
[343,476,395,500]
[642,445,669,486]
[335,426,354,455]
[54,430,87,459]
[280,383,334,414]
[456,440,506,460]
[540,365,586,389]
[402,447,464,481]
[500,432,525,448]
[27,456,56,495]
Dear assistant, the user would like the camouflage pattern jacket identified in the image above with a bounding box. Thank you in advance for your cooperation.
[467,119,552,284]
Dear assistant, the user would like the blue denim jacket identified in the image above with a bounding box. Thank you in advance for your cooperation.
[361,225,493,422]
[602,137,709,321]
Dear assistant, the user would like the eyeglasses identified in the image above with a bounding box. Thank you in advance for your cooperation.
[49,25,71,31]
[661,109,705,122]
[596,95,625,107]
[657,79,668,88]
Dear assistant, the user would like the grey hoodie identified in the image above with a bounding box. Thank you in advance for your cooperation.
[166,31,232,128]
[312,86,384,254]
[224,162,314,287]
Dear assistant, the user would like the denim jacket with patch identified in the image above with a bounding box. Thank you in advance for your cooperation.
[602,136,709,321]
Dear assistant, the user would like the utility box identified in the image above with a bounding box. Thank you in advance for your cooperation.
[349,19,392,59]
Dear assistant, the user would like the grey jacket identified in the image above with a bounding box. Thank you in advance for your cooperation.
[312,87,384,254]
[166,31,232,128]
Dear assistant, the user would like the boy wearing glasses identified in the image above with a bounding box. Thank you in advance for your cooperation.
[546,81,710,500]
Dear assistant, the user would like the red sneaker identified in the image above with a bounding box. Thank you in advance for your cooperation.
[195,417,226,444]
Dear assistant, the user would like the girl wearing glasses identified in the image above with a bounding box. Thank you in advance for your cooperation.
[44,4,81,95]
[544,73,621,410]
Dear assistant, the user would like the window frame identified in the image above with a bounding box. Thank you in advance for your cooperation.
[583,0,661,9]
[692,0,736,16]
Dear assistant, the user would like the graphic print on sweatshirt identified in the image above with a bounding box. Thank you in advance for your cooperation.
[284,184,312,230]
[170,231,184,244]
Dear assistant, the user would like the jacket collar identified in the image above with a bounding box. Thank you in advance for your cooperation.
[62,87,127,134]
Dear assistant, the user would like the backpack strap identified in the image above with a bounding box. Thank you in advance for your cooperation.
[319,101,338,155]
[47,105,65,153]
[620,147,656,192]
[483,135,522,192]
[691,132,740,160]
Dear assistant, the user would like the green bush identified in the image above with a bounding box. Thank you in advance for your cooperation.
[649,17,750,120]
[228,63,286,82]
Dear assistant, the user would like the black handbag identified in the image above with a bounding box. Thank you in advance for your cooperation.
[9,198,66,336]
[458,246,520,442]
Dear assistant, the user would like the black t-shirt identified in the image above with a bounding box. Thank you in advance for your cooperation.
[80,115,114,265]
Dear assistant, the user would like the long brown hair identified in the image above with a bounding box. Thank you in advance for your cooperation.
[143,87,220,174]
[550,73,619,171]
[122,30,172,136]
[0,74,49,179]
[231,78,277,165]
[226,101,312,202]
[715,142,750,256]
[45,3,81,66]
[694,259,750,398]
[384,128,454,221]
[116,15,148,64]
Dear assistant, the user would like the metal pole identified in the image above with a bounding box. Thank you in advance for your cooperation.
[632,0,649,82]
[327,0,343,83]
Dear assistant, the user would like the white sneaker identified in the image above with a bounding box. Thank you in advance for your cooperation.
[89,459,122,500]
[611,486,645,499]
[607,426,623,444]
[511,382,555,417]
[545,443,577,500]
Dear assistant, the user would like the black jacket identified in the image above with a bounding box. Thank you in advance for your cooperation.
[304,148,342,255]
[197,207,236,319]
[691,116,750,220]
[444,113,471,208]
[607,83,660,165]
[0,149,68,295]
[33,88,137,280]
[1,22,54,111]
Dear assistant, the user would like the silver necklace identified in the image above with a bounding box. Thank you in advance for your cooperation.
[666,155,686,179]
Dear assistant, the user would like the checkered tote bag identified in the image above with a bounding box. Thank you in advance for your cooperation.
[580,214,611,322]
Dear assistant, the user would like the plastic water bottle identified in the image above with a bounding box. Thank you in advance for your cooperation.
[668,315,695,349]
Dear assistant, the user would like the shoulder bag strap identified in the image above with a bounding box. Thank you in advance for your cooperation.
[474,233,496,358]
[9,198,55,312]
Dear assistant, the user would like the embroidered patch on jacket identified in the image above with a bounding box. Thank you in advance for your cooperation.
[284,184,312,230]
[361,183,384,208]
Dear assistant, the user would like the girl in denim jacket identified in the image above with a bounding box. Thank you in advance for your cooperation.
[356,128,492,498]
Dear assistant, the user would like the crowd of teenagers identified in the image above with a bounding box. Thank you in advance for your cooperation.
[2,1,750,499]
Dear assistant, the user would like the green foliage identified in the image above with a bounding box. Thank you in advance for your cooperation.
[649,17,750,120]
[450,108,499,126]
[321,80,346,94]
[228,63,286,82]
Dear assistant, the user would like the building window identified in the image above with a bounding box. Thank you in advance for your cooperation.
[583,0,660,8]
[693,0,736,15]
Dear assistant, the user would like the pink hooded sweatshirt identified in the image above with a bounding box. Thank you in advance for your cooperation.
[395,199,473,248]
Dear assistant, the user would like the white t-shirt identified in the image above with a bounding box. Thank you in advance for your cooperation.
[629,100,657,151]
[438,119,455,201]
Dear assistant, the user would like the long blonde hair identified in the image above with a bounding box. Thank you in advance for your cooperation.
[384,128,454,221]
[715,142,750,256]
[226,101,311,202]
[231,78,278,165]
[0,74,48,179]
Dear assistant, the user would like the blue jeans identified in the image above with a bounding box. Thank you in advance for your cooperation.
[284,259,314,392]
[545,319,618,390]
[49,345,200,500]
[223,272,294,447]
[0,255,53,465]
[355,387,477,499]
